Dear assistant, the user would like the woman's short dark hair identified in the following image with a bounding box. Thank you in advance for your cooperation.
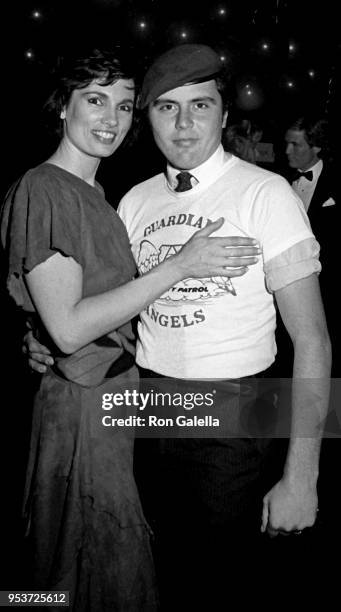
[44,48,137,140]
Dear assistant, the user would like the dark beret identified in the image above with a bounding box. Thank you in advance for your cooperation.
[138,44,222,109]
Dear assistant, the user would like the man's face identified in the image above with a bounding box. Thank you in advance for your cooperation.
[285,129,320,171]
[148,80,227,170]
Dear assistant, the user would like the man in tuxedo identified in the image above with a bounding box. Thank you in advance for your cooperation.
[285,116,339,374]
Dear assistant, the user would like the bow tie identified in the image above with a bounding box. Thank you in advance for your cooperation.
[293,170,313,182]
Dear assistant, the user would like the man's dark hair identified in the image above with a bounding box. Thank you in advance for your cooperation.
[188,70,232,111]
[213,72,232,111]
[287,116,329,151]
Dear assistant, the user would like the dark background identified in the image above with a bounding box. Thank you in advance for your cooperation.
[1,0,340,593]
[1,0,340,202]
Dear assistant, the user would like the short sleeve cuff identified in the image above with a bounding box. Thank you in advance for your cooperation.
[264,237,321,292]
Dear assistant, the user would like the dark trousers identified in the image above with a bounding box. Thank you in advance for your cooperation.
[134,368,280,609]
[134,368,339,608]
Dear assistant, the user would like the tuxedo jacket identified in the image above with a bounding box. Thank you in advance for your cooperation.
[303,163,338,247]
[288,162,339,280]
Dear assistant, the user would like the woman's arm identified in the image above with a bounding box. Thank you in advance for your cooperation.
[26,218,260,354]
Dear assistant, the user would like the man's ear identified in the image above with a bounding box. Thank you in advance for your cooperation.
[222,110,228,129]
[313,145,321,156]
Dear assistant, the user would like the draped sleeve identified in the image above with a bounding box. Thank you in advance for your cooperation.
[1,164,137,388]
[1,165,86,310]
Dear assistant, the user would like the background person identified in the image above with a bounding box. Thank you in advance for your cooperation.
[223,117,263,163]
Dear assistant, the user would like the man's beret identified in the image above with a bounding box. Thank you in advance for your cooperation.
[138,44,222,109]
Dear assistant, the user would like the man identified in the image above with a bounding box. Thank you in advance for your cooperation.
[26,45,331,607]
[285,116,336,231]
[117,44,329,606]
[285,116,339,374]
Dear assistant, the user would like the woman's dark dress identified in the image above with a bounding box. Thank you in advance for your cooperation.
[1,164,158,611]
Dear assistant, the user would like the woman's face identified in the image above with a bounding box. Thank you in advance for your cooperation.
[61,78,135,159]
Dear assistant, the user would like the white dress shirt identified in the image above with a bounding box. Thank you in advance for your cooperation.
[292,159,323,212]
[166,144,228,190]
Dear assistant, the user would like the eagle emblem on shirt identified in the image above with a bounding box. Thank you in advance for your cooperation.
[136,239,237,300]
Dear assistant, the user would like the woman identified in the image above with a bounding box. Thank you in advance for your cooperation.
[1,49,258,610]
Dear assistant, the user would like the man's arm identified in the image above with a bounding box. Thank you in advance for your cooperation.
[22,330,54,373]
[261,273,331,534]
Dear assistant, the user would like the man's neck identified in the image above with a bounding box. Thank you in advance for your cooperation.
[298,158,321,173]
[167,144,230,191]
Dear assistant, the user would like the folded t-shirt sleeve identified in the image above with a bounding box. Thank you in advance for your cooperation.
[264,237,321,292]
[247,175,314,262]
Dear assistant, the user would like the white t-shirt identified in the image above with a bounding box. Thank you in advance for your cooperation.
[119,152,318,379]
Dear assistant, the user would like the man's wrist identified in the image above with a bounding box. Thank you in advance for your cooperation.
[283,467,319,488]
